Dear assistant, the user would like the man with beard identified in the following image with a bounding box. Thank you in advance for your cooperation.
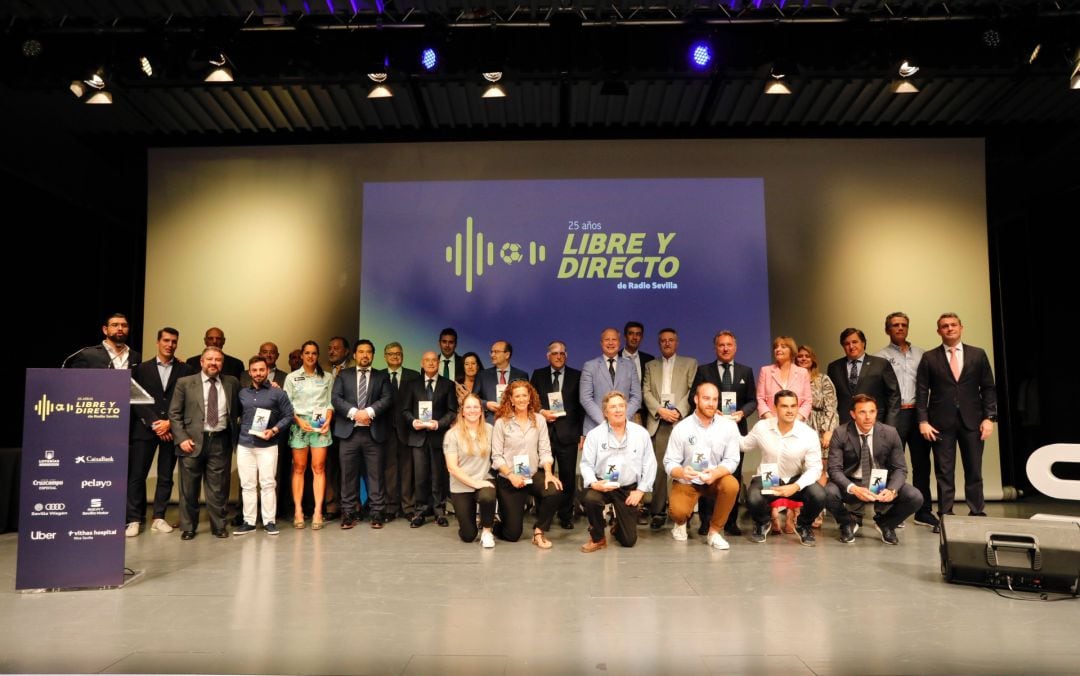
[65,313,141,369]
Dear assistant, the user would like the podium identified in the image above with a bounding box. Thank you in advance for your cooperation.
[17,369,133,590]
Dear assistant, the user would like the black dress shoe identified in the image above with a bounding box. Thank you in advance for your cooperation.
[875,522,899,545]
[932,524,941,534]
[969,512,988,517]
[436,516,449,527]
[650,515,666,531]
[724,525,743,537]
[559,518,575,530]
[371,517,384,529]
[181,530,196,540]
[410,515,425,528]
[212,529,228,538]
[341,514,356,530]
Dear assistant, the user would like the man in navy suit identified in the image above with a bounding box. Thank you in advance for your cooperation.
[826,394,923,545]
[478,340,528,422]
[531,340,586,529]
[691,330,757,536]
[126,327,193,536]
[580,328,642,437]
[65,312,141,369]
[382,342,421,520]
[403,351,460,527]
[827,328,901,428]
[438,327,466,382]
[332,339,395,528]
[916,313,997,517]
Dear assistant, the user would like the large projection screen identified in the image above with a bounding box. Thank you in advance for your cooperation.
[146,138,999,499]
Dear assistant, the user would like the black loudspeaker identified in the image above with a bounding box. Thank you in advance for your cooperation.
[939,515,1080,595]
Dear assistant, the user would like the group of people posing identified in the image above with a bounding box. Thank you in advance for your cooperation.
[70,311,997,551]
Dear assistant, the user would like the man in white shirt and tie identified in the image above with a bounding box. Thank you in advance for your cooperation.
[478,340,528,423]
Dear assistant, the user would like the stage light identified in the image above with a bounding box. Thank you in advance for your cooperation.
[367,72,392,98]
[70,71,112,104]
[86,91,114,105]
[689,42,713,70]
[205,53,233,82]
[891,59,920,94]
[421,47,438,72]
[898,60,920,78]
[482,72,506,98]
[764,72,791,95]
[139,56,153,77]
[1028,43,1041,65]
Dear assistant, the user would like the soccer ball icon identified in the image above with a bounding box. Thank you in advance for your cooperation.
[500,242,524,265]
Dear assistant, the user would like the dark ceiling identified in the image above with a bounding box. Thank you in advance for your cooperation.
[2,0,1080,142]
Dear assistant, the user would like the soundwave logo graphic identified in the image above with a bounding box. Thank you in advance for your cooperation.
[445,217,547,293]
[34,394,59,422]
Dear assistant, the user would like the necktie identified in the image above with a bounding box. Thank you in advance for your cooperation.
[859,433,872,487]
[426,378,435,399]
[848,360,859,392]
[608,358,616,384]
[949,347,961,380]
[390,371,398,390]
[443,359,450,379]
[499,370,506,385]
[721,362,732,390]
[207,377,219,428]
[552,370,561,391]
[357,369,368,408]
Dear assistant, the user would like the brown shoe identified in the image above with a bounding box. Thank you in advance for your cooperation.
[532,531,553,549]
[580,538,607,553]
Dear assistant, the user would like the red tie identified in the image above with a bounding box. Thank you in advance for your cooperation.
[499,370,506,385]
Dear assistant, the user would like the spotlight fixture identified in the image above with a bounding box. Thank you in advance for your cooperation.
[1071,62,1080,90]
[139,56,153,77]
[70,71,113,104]
[689,41,713,70]
[205,53,233,82]
[481,72,506,98]
[982,29,1001,48]
[21,39,43,58]
[367,72,392,98]
[1028,43,1042,65]
[891,59,920,94]
[420,47,438,72]
[764,71,791,95]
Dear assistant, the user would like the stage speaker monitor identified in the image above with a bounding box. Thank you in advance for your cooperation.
[939,515,1080,595]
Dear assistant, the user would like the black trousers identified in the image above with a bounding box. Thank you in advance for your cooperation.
[550,436,579,522]
[340,427,385,518]
[582,483,640,547]
[745,476,826,529]
[383,432,414,517]
[896,408,934,518]
[449,487,496,542]
[127,437,178,523]
[412,435,448,517]
[931,414,985,515]
[178,432,231,533]
[825,482,923,529]
[495,472,563,541]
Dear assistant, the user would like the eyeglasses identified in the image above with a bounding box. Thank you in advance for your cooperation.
[384,352,403,357]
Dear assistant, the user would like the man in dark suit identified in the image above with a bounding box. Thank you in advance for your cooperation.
[478,340,528,423]
[382,341,421,520]
[530,340,586,529]
[184,326,244,380]
[332,339,395,529]
[691,330,757,536]
[621,321,656,386]
[438,327,466,382]
[827,327,901,428]
[64,312,141,369]
[402,351,459,527]
[126,326,193,537]
[240,342,288,389]
[825,394,924,545]
[168,346,241,539]
[916,313,997,517]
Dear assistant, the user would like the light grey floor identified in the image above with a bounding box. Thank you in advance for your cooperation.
[1,498,1079,675]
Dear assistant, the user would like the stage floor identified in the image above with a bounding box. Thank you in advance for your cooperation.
[1,498,1078,675]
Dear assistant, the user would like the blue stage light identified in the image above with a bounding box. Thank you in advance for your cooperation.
[421,48,438,72]
[690,42,713,70]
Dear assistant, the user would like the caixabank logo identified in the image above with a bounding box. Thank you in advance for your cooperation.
[444,216,682,293]
[32,394,122,423]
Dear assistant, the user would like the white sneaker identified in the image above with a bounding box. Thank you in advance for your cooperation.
[480,531,495,549]
[671,523,688,541]
[151,518,173,533]
[125,522,140,538]
[707,532,730,550]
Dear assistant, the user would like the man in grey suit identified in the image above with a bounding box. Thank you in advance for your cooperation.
[827,328,901,427]
[641,328,698,530]
[580,327,642,437]
[478,340,528,422]
[826,394,924,545]
[916,313,997,517]
[168,346,241,540]
[332,339,395,529]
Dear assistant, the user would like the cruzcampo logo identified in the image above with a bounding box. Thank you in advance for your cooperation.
[445,217,547,293]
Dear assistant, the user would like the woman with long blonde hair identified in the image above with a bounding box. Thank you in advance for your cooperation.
[444,393,497,547]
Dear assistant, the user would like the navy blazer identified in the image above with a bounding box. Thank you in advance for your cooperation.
[331,366,395,444]
[827,354,901,428]
[530,365,585,446]
[915,343,997,432]
[402,374,459,447]
[691,360,757,435]
[478,365,529,422]
[579,354,642,436]
[827,421,908,494]
[131,358,194,441]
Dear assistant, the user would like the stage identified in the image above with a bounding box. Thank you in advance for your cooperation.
[1,498,1078,675]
